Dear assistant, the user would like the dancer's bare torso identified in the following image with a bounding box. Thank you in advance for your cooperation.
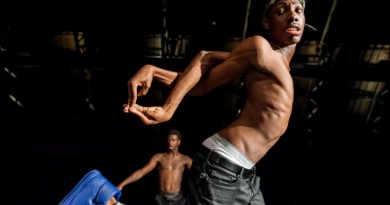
[216,36,294,164]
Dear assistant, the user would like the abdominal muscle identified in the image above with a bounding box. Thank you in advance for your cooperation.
[218,69,293,163]
[158,168,184,193]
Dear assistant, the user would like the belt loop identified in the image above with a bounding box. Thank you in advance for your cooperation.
[202,146,213,163]
[206,148,213,161]
[238,167,245,177]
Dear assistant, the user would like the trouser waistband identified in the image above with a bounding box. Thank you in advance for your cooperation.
[198,145,255,178]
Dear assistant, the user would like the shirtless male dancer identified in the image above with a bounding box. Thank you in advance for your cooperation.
[60,0,309,204]
[124,0,309,204]
[117,129,192,205]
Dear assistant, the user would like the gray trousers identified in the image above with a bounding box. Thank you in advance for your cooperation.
[155,191,186,205]
[186,146,265,205]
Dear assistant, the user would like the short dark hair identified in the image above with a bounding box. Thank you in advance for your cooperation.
[168,129,181,139]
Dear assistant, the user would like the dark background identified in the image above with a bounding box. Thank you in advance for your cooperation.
[1,0,389,204]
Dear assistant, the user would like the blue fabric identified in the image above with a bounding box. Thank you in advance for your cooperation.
[59,170,121,205]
